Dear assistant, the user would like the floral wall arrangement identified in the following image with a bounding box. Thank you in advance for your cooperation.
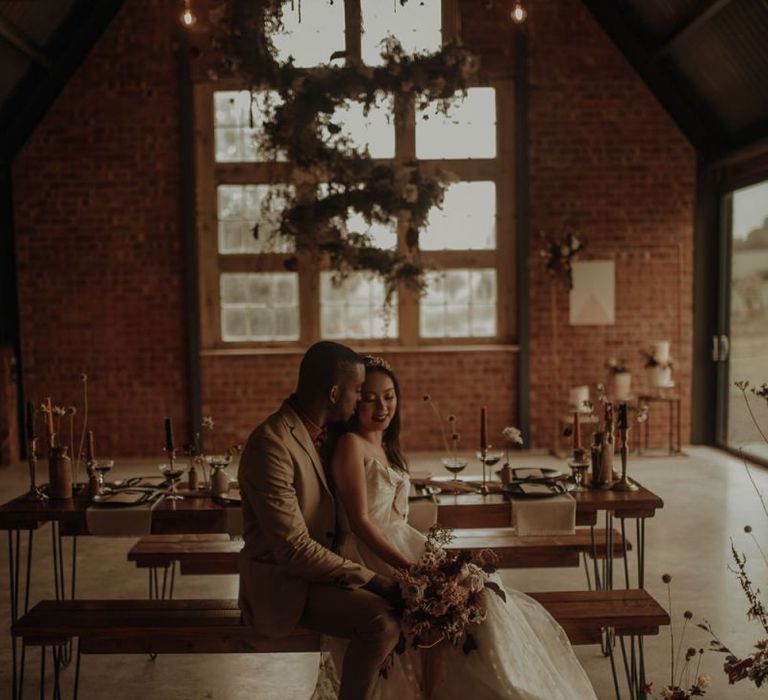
[207,0,481,302]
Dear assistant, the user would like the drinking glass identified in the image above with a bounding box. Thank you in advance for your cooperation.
[441,456,468,481]
[158,462,185,500]
[475,450,504,468]
[569,461,590,491]
[94,460,114,495]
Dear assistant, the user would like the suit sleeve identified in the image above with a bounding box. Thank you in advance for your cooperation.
[238,430,376,588]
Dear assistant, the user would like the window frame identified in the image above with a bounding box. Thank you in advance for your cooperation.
[194,1,515,350]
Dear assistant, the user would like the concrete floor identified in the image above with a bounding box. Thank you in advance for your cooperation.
[1,446,766,699]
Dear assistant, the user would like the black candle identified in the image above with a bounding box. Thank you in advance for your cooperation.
[25,402,35,440]
[617,403,628,430]
[164,417,175,452]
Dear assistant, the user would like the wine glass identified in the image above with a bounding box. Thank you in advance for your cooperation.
[441,456,468,481]
[476,450,504,468]
[568,460,590,492]
[94,460,114,495]
[158,462,184,500]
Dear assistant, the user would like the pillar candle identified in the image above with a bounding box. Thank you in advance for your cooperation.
[164,417,175,452]
[25,402,35,441]
[480,406,487,451]
[573,411,581,449]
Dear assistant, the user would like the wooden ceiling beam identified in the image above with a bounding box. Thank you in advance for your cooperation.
[0,15,50,68]
[580,0,724,159]
[652,0,732,63]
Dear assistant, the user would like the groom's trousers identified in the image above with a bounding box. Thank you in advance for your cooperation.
[300,583,401,700]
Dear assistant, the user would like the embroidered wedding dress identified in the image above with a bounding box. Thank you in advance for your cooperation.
[312,458,598,700]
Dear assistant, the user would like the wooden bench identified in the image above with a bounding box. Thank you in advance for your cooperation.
[127,528,632,592]
[12,591,668,697]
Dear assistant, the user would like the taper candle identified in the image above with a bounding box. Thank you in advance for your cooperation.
[25,402,35,441]
[86,430,95,462]
[617,403,628,430]
[164,417,175,452]
[573,411,581,449]
[480,406,487,451]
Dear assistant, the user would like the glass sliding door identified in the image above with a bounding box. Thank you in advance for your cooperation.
[724,178,768,461]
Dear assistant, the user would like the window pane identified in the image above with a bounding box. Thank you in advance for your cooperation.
[220,273,299,342]
[217,185,294,254]
[361,0,441,65]
[416,87,496,159]
[213,90,284,162]
[420,181,496,250]
[320,272,397,339]
[420,269,497,338]
[322,97,395,159]
[272,2,345,67]
[318,184,397,249]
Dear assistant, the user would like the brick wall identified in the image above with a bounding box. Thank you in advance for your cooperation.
[526,0,695,448]
[12,0,695,457]
[12,0,190,457]
[201,350,517,454]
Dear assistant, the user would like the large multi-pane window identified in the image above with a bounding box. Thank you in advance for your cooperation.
[195,1,514,348]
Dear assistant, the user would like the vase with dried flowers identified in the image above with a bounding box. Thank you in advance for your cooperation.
[423,394,467,480]
[499,426,523,486]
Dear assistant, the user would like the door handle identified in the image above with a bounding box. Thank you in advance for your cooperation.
[711,336,720,361]
[719,334,730,362]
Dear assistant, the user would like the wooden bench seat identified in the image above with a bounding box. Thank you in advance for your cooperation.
[12,592,668,697]
[127,527,631,577]
[13,590,667,653]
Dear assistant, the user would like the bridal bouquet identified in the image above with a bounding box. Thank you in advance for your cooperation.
[395,525,504,653]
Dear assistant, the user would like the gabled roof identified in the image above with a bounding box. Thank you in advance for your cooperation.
[0,0,125,160]
[582,0,768,165]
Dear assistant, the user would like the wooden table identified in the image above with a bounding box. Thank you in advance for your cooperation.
[0,482,663,700]
[637,392,682,455]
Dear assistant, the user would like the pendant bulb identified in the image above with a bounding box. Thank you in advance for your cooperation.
[510,1,527,24]
[180,0,196,28]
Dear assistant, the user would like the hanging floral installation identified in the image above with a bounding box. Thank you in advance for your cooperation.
[208,0,480,303]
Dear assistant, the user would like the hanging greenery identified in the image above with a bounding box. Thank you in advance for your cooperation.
[209,0,480,303]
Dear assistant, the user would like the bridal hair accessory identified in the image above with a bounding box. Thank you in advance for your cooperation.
[363,355,393,372]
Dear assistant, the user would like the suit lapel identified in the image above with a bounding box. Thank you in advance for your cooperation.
[281,402,331,494]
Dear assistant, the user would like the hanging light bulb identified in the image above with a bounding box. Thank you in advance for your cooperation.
[180,0,197,28]
[510,1,527,24]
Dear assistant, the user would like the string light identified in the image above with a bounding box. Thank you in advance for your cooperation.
[180,0,197,28]
[510,1,527,24]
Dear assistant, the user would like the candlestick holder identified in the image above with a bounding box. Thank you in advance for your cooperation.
[23,438,47,501]
[612,426,639,491]
[479,446,489,494]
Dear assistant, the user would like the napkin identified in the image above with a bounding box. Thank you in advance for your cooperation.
[511,494,576,536]
[86,494,162,536]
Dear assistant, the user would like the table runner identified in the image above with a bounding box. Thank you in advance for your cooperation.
[85,495,162,536]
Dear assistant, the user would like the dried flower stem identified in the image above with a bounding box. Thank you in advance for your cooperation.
[748,530,768,569]
[674,618,688,686]
[739,387,768,444]
[425,398,450,453]
[667,581,675,687]
[739,447,768,521]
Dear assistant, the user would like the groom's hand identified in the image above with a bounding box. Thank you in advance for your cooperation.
[363,574,404,613]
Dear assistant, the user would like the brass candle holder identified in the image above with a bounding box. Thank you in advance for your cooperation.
[479,445,489,494]
[23,437,47,501]
[612,425,639,491]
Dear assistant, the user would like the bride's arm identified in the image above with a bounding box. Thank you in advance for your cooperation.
[332,434,412,570]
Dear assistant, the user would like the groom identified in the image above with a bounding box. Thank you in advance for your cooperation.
[238,341,402,700]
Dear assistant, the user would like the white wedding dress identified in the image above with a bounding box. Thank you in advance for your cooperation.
[313,457,598,700]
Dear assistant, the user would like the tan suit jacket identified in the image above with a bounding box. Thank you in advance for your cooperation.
[238,401,376,637]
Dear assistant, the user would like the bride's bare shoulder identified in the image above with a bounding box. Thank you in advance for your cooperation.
[334,431,365,455]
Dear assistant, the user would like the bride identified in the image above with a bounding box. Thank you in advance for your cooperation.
[314,355,598,700]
